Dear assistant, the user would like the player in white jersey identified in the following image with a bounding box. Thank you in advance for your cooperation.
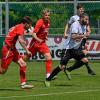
[64,4,84,38]
[64,4,95,75]
[44,14,90,87]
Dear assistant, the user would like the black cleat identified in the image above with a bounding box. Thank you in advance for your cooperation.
[88,69,96,75]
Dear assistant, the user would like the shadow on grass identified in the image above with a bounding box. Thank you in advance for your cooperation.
[0,88,22,91]
[27,79,44,83]
[54,84,73,87]
[71,73,80,75]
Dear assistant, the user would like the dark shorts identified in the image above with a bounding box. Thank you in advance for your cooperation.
[60,49,86,65]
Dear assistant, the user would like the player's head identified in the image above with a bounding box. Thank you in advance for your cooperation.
[42,8,50,22]
[80,13,89,25]
[22,16,32,29]
[77,4,84,16]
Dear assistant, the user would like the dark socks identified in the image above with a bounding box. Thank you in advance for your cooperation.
[67,61,85,72]
[85,63,96,75]
[85,63,91,71]
[46,66,61,81]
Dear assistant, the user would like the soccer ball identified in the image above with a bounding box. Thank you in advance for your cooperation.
[25,26,34,34]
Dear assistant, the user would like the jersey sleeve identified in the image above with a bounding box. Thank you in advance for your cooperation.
[68,15,80,25]
[33,19,43,33]
[70,22,79,34]
[16,25,24,36]
[68,16,74,25]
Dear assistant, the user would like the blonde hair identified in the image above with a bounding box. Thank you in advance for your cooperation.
[42,8,50,15]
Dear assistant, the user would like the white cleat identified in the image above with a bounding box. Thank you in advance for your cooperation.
[21,84,34,89]
[44,80,50,87]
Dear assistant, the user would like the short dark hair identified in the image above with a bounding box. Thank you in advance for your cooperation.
[80,13,89,18]
[77,4,84,10]
[22,16,32,24]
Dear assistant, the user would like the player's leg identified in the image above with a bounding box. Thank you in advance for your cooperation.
[82,50,96,75]
[66,49,88,72]
[44,48,63,87]
[38,43,52,78]
[14,50,34,89]
[44,64,62,87]
[16,58,34,89]
[46,49,71,81]
[0,46,13,74]
[79,39,96,75]
[66,60,84,72]
[48,49,67,80]
[85,62,96,75]
[44,53,52,78]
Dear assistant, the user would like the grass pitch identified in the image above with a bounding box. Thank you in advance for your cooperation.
[0,60,100,100]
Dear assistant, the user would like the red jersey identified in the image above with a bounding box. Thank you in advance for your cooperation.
[5,23,25,48]
[32,19,50,42]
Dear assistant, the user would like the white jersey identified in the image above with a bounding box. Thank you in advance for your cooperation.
[81,25,87,34]
[63,21,83,49]
[68,15,80,25]
[68,15,87,34]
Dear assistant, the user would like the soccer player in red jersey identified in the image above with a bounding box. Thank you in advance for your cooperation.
[0,16,34,89]
[24,8,52,79]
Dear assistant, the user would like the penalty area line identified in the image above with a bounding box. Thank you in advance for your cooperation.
[0,89,100,99]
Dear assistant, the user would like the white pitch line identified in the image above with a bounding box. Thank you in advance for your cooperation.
[0,89,100,99]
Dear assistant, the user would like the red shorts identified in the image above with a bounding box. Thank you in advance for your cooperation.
[1,45,20,70]
[29,42,50,56]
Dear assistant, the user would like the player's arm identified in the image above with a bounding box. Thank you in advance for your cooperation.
[64,23,69,39]
[29,32,43,43]
[64,18,72,39]
[86,25,91,35]
[29,20,43,43]
[86,17,91,35]
[72,33,89,40]
[18,35,31,56]
[24,26,43,43]
[64,16,75,39]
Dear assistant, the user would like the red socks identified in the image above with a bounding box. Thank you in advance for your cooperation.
[20,66,26,84]
[45,60,52,78]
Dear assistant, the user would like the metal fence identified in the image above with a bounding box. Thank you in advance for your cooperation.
[0,1,100,34]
